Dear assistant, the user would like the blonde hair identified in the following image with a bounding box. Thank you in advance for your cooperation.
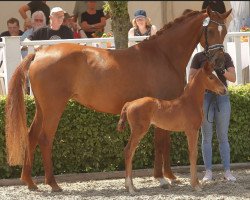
[132,17,152,28]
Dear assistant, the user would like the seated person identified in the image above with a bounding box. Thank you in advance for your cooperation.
[0,18,23,42]
[73,1,106,26]
[28,7,73,40]
[80,1,106,38]
[128,9,157,37]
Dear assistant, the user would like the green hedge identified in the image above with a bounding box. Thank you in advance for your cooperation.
[0,84,249,179]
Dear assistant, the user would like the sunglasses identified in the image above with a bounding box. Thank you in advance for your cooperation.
[34,19,44,22]
[136,17,145,21]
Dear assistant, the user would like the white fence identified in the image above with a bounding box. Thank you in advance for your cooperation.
[0,33,249,95]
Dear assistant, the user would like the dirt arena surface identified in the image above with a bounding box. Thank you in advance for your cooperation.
[0,168,249,200]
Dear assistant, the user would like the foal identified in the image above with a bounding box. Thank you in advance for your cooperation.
[117,61,226,194]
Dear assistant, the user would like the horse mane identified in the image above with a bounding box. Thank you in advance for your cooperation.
[144,10,202,42]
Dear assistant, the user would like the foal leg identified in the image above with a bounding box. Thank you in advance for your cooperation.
[154,128,176,187]
[186,130,201,191]
[38,100,68,192]
[125,125,149,194]
[21,107,42,190]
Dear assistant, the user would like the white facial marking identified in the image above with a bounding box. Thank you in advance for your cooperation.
[218,25,223,36]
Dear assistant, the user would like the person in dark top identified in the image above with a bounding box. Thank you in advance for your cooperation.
[80,1,106,38]
[0,18,23,42]
[28,7,73,41]
[202,0,226,14]
[19,1,50,29]
[189,1,237,183]
[73,1,106,26]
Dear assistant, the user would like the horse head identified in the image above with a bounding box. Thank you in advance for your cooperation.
[202,60,227,95]
[199,6,232,70]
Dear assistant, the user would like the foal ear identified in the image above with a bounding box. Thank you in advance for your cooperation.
[219,9,232,20]
[203,61,214,74]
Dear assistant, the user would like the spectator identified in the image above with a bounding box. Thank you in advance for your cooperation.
[19,1,50,30]
[73,1,106,26]
[62,12,72,28]
[28,7,73,41]
[62,12,86,39]
[80,1,106,38]
[128,9,157,37]
[189,1,237,182]
[0,18,23,42]
[21,11,46,58]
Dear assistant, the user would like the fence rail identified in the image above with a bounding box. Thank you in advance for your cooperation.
[0,33,249,95]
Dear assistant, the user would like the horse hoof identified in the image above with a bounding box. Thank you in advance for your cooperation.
[194,185,202,192]
[161,183,169,189]
[51,186,63,192]
[157,178,170,189]
[28,185,38,191]
[127,188,136,195]
[169,178,181,185]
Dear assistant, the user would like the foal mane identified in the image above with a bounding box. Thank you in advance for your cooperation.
[144,10,202,42]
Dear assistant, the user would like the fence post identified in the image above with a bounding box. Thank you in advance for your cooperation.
[234,36,243,85]
[1,36,22,94]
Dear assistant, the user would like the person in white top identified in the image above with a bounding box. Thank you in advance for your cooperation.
[128,9,157,37]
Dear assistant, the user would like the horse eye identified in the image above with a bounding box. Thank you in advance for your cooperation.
[209,76,213,80]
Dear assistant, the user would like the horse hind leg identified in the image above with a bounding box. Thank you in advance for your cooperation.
[21,103,43,190]
[154,128,178,188]
[38,99,68,192]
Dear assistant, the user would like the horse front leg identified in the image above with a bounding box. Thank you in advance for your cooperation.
[154,128,176,187]
[186,130,201,191]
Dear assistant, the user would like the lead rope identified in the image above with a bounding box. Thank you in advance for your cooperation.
[207,93,220,123]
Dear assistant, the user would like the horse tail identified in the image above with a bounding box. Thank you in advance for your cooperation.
[117,103,129,132]
[5,53,35,166]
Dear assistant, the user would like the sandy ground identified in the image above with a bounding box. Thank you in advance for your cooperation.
[0,169,249,200]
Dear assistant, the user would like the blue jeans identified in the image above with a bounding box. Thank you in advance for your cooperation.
[201,92,231,171]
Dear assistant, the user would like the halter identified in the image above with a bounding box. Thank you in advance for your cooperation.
[202,17,226,59]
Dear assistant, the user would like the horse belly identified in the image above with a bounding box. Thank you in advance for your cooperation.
[151,109,187,132]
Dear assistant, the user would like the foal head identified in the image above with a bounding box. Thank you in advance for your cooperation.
[201,61,227,95]
[200,6,232,70]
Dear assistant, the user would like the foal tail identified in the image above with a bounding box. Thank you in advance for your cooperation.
[5,53,35,166]
[117,103,129,132]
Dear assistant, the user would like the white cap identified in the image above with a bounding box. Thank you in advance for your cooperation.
[50,7,65,15]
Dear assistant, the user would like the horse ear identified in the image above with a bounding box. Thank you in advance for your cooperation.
[206,6,212,17]
[219,9,232,20]
[203,61,213,74]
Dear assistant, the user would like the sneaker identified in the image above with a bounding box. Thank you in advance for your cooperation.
[202,170,213,182]
[224,170,236,181]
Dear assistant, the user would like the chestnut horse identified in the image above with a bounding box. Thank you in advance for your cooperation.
[5,7,231,192]
[117,61,226,194]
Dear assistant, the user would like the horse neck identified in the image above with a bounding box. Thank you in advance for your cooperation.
[183,70,206,107]
[155,14,205,73]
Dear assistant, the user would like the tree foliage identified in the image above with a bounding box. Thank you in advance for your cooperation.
[105,1,131,49]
